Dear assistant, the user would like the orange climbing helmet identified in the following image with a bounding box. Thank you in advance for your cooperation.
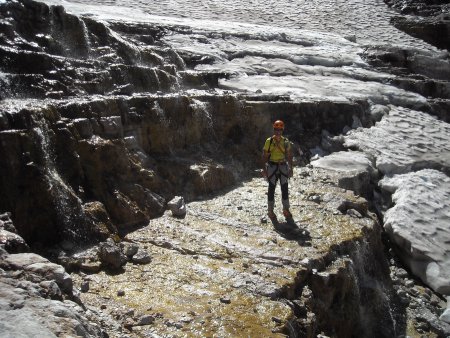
[273,120,284,130]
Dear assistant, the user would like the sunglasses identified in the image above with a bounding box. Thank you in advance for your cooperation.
[273,128,283,132]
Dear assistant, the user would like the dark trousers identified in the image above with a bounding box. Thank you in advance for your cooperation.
[267,162,290,210]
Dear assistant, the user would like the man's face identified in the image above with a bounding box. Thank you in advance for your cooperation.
[274,128,283,136]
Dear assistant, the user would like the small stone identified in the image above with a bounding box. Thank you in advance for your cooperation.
[310,195,321,203]
[125,309,135,317]
[122,243,139,258]
[405,279,414,287]
[132,250,152,264]
[39,280,62,300]
[180,316,193,323]
[100,304,107,309]
[421,292,431,301]
[397,289,407,297]
[346,209,362,218]
[123,317,134,329]
[80,280,90,293]
[80,261,102,273]
[272,316,282,324]
[220,297,231,304]
[117,290,125,296]
[165,320,183,329]
[242,262,249,268]
[409,288,419,296]
[137,315,155,326]
[414,321,429,331]
[396,268,409,278]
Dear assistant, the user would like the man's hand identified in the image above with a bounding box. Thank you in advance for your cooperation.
[262,169,268,179]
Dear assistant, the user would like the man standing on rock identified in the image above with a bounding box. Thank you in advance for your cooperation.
[261,120,294,223]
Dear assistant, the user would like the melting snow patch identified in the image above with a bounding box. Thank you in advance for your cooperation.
[380,169,450,295]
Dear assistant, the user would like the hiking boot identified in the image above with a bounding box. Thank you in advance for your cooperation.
[283,209,292,219]
[268,210,277,222]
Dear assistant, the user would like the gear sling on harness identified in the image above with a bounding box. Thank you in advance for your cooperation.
[266,136,290,211]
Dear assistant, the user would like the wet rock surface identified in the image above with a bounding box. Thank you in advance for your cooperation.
[70,170,395,337]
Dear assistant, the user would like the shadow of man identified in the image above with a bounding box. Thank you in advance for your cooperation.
[271,218,311,245]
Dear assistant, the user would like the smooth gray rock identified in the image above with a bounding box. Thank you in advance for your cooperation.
[167,196,187,218]
[131,249,152,264]
[0,276,103,338]
[3,253,72,293]
[27,262,73,293]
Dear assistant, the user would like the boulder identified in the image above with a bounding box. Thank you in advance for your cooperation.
[99,240,127,270]
[0,279,103,338]
[0,229,29,253]
[167,196,187,217]
[2,253,73,293]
